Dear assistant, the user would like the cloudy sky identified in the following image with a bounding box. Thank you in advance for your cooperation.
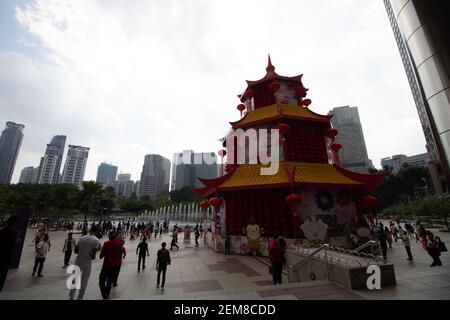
[0,0,426,183]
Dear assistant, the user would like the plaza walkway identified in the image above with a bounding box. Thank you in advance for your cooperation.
[0,226,449,300]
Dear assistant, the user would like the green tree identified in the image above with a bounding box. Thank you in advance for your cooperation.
[51,184,78,230]
[77,181,104,225]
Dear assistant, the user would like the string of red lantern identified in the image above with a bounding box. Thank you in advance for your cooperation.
[285,193,304,206]
[326,128,339,140]
[360,195,378,208]
[302,99,312,107]
[218,149,226,158]
[200,200,210,209]
[295,86,308,98]
[245,89,254,99]
[331,143,342,152]
[277,123,290,136]
[209,197,223,208]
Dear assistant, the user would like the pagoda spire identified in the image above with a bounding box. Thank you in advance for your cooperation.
[266,54,275,75]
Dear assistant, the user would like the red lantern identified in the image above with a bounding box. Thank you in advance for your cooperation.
[326,128,339,139]
[331,143,342,152]
[245,89,254,99]
[295,86,308,98]
[302,99,312,107]
[278,123,290,136]
[285,193,304,206]
[209,197,223,208]
[218,149,227,157]
[268,81,281,93]
[200,200,210,209]
[360,195,378,208]
[237,104,246,112]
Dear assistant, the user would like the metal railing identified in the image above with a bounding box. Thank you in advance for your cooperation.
[289,244,330,281]
[351,240,382,256]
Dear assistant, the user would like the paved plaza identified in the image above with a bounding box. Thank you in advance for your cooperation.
[0,226,449,300]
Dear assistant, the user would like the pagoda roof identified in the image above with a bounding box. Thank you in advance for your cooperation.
[230,104,332,129]
[239,55,303,101]
[194,162,388,194]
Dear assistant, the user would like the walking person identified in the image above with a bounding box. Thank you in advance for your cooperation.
[385,227,393,249]
[112,235,126,287]
[159,223,163,237]
[62,232,76,268]
[378,230,388,260]
[154,224,159,239]
[402,231,413,261]
[0,215,18,292]
[194,227,200,247]
[136,237,149,272]
[426,234,443,267]
[156,242,171,290]
[269,237,283,285]
[69,225,101,300]
[32,234,50,277]
[170,227,179,251]
[99,232,124,300]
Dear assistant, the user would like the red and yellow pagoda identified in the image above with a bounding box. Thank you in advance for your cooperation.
[195,57,386,255]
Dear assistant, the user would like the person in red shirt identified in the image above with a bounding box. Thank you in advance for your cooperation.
[99,232,125,299]
[269,237,284,285]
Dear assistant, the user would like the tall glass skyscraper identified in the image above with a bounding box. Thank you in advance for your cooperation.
[96,162,118,186]
[328,106,373,173]
[36,135,66,184]
[384,0,450,193]
[0,121,25,184]
[61,145,90,188]
[139,154,170,199]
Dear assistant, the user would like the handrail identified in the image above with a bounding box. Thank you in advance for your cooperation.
[289,244,330,281]
[351,240,380,255]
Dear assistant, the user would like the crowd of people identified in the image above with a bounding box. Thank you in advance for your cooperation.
[372,219,447,267]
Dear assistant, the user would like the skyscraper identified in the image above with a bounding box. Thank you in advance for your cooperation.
[139,154,170,199]
[384,0,450,193]
[19,166,39,184]
[114,173,134,198]
[36,135,66,184]
[61,145,90,187]
[328,106,372,173]
[171,150,218,191]
[0,121,25,184]
[96,162,118,186]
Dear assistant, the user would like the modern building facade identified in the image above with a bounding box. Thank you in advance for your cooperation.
[171,150,218,190]
[139,154,170,199]
[36,135,66,184]
[61,145,90,187]
[0,121,25,184]
[19,166,39,184]
[96,162,118,186]
[384,0,450,193]
[381,152,429,174]
[114,173,134,198]
[328,106,373,173]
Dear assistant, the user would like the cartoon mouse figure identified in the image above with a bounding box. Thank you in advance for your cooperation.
[242,218,264,256]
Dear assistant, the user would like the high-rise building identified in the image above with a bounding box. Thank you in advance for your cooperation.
[61,145,90,187]
[171,150,218,191]
[36,135,66,184]
[328,106,372,173]
[133,180,140,196]
[114,173,134,198]
[96,162,118,186]
[19,166,39,184]
[0,121,25,184]
[139,154,170,199]
[381,152,429,174]
[384,0,450,193]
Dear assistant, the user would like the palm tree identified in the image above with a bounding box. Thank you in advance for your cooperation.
[77,181,104,227]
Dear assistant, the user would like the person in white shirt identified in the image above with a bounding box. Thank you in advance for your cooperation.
[32,234,49,277]
[68,226,101,300]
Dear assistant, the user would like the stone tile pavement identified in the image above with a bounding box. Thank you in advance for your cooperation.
[0,225,449,300]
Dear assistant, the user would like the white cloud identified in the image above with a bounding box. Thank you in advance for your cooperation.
[1,0,427,183]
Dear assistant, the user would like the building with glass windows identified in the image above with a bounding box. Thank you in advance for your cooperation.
[384,0,450,193]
